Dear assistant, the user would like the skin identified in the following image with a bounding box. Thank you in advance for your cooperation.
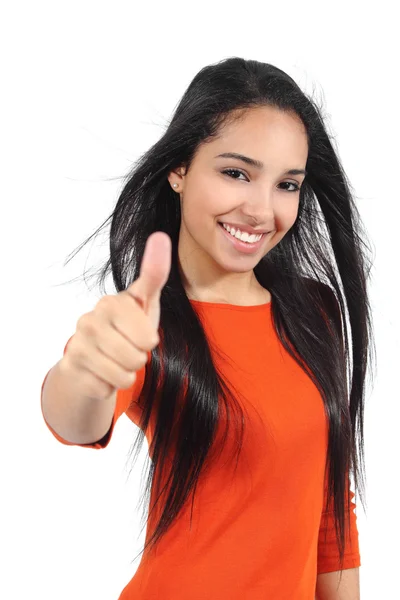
[315,567,360,599]
[167,105,309,305]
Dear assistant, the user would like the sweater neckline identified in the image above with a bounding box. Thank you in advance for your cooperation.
[189,298,272,311]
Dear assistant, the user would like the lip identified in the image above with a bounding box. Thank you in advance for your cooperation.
[218,221,269,235]
[218,222,267,254]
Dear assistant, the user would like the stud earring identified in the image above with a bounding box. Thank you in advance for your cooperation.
[173,183,178,189]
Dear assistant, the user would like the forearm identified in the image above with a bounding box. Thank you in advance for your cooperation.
[41,359,117,444]
[315,567,360,600]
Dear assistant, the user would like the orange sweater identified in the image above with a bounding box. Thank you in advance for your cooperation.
[41,299,360,599]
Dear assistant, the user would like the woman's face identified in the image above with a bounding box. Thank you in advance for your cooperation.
[168,105,309,300]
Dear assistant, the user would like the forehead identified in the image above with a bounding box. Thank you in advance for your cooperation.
[200,106,308,163]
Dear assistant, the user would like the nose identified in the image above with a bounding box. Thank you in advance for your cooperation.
[240,197,275,230]
[243,202,274,228]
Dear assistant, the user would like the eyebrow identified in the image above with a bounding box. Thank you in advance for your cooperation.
[214,152,307,176]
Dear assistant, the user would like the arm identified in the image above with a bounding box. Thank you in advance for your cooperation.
[41,335,147,448]
[316,476,361,597]
[41,340,119,445]
[315,567,360,600]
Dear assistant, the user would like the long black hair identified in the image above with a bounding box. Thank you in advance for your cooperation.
[59,57,376,571]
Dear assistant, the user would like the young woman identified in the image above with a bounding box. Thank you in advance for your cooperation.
[41,57,375,599]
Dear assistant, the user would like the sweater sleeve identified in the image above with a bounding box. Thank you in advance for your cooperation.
[317,478,361,574]
[40,335,147,449]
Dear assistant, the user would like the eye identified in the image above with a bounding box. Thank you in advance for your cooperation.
[222,168,248,181]
[279,182,301,193]
[222,169,301,193]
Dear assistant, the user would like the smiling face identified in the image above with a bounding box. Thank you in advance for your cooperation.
[168,105,309,304]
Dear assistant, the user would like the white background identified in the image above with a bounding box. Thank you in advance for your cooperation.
[1,1,398,598]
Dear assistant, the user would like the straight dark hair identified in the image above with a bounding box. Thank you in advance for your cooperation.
[60,57,376,573]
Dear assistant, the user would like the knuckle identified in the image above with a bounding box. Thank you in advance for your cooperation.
[76,312,89,328]
[140,349,149,365]
[67,338,86,365]
[96,295,114,313]
[119,374,136,390]
[77,312,96,334]
[134,349,148,369]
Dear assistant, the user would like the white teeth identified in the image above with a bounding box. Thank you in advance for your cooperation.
[221,223,262,243]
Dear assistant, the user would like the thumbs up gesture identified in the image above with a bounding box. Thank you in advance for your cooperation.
[61,232,172,401]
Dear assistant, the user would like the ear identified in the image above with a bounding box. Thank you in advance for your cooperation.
[167,167,186,189]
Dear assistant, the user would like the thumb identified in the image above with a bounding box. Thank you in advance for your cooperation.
[126,231,172,318]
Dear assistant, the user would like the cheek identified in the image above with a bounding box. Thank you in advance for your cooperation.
[183,186,223,228]
[276,203,299,231]
[183,197,210,229]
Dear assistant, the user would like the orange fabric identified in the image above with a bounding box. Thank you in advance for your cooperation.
[41,300,360,599]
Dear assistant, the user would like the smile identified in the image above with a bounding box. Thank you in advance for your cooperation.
[218,222,267,254]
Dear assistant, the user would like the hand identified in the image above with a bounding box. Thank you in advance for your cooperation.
[61,232,172,401]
